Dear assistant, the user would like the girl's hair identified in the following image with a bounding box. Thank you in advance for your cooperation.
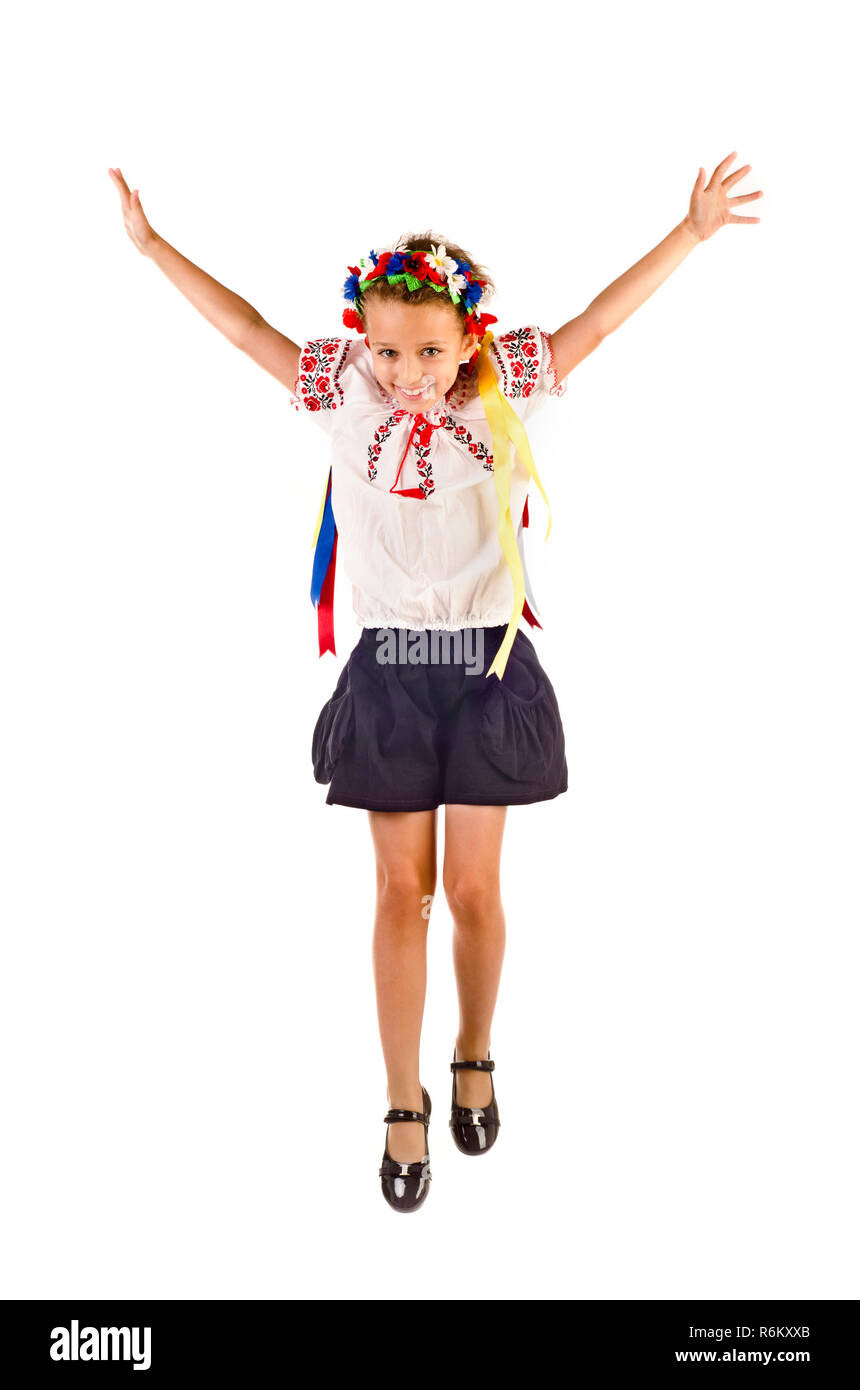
[360,229,496,332]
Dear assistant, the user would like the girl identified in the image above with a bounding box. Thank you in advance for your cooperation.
[108,155,762,1215]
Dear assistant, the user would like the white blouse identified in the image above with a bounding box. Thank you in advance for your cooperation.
[288,325,567,631]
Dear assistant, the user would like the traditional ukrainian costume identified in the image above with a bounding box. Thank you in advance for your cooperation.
[288,246,570,812]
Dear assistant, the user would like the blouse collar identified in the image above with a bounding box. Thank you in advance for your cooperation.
[376,385,456,424]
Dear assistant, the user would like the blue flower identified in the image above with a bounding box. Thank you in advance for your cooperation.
[369,249,379,266]
[456,258,471,276]
[386,253,405,275]
[463,280,482,310]
[343,273,360,302]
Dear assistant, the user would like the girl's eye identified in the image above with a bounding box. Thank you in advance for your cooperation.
[379,348,440,358]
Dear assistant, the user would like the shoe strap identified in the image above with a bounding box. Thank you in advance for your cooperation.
[384,1108,428,1124]
[450,1058,495,1072]
[379,1157,432,1179]
[450,1109,501,1127]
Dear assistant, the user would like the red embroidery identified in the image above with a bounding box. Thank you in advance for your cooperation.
[539,330,568,398]
[367,414,404,481]
[368,411,494,493]
[413,436,435,498]
[489,326,542,399]
[444,369,480,412]
[293,338,350,411]
[442,417,494,471]
[395,415,439,499]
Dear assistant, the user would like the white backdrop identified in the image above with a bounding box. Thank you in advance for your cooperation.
[2,0,857,1299]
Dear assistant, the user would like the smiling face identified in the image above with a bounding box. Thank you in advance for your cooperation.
[362,298,479,413]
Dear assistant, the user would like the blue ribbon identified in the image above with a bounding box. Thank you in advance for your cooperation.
[310,467,336,606]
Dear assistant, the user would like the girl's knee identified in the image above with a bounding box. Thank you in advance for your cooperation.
[376,867,436,917]
[443,873,501,920]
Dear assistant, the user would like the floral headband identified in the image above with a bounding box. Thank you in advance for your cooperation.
[342,243,498,345]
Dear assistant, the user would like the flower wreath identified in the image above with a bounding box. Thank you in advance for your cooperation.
[342,243,498,363]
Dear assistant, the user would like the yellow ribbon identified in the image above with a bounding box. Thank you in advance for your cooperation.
[475,331,552,680]
[311,467,329,551]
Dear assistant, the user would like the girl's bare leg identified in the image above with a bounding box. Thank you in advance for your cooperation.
[368,808,438,1164]
[443,804,508,1109]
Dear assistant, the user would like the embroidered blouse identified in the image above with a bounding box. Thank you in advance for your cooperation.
[288,325,567,634]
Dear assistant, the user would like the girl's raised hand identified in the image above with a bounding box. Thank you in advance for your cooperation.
[108,168,157,255]
[686,153,763,243]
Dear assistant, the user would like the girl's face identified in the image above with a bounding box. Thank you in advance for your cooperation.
[363,299,478,413]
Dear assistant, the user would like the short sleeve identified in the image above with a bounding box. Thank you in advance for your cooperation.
[488,325,567,411]
[286,336,353,428]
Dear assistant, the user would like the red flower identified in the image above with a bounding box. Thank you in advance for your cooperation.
[316,375,330,393]
[426,266,445,285]
[347,265,361,277]
[512,361,524,378]
[342,307,362,330]
[376,252,392,273]
[301,355,316,371]
[523,340,537,358]
[306,398,320,411]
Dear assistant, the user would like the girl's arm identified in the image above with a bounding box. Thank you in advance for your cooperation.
[549,152,763,381]
[108,168,301,390]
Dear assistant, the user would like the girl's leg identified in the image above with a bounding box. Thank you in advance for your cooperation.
[368,808,438,1164]
[442,804,508,1109]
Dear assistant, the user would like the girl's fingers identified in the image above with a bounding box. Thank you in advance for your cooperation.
[108,167,131,207]
[728,215,761,224]
[728,190,763,205]
[706,151,738,189]
[723,164,751,190]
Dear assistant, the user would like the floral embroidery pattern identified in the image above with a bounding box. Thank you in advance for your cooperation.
[293,338,350,411]
[441,417,494,471]
[367,414,403,481]
[367,412,493,492]
[413,435,435,498]
[489,326,541,399]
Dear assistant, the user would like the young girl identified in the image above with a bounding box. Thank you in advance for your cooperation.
[108,155,762,1215]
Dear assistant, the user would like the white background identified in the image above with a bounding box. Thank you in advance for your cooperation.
[2,0,857,1300]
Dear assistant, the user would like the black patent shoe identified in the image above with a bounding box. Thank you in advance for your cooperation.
[379,1087,432,1214]
[450,1049,501,1155]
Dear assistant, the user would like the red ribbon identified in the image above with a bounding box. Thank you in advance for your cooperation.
[317,529,337,656]
[389,412,443,498]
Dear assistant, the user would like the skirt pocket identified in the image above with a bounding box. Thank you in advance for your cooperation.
[479,642,564,783]
[311,676,355,784]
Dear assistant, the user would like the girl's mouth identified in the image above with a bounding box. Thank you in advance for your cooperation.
[396,379,435,400]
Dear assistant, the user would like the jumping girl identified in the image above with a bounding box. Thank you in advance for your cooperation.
[108,155,762,1214]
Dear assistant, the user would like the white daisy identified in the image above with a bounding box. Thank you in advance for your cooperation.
[427,243,460,281]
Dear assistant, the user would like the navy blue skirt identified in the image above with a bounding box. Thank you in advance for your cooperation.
[312,625,568,812]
